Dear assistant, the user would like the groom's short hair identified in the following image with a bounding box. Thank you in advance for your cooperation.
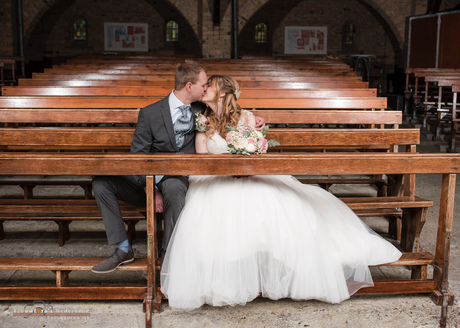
[175,59,207,90]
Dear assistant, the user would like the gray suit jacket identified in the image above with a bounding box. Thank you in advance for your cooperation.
[130,95,206,184]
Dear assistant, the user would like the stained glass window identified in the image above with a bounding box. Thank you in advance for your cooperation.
[343,22,355,45]
[73,18,87,40]
[255,23,267,43]
[166,21,179,42]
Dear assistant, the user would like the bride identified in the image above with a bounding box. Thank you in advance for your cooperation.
[160,75,402,311]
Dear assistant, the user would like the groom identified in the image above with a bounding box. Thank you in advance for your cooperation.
[91,59,209,273]
[91,59,265,273]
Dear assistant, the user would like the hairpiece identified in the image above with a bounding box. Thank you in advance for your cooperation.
[234,88,241,100]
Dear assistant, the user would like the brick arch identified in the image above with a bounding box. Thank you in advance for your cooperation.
[143,0,201,54]
[23,0,77,60]
[238,0,407,49]
[168,0,200,32]
[238,0,304,56]
[22,0,201,60]
[358,0,409,46]
[22,0,71,43]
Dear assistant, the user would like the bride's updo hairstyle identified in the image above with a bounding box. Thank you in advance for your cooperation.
[204,75,242,138]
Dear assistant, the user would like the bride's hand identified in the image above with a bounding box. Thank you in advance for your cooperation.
[155,188,164,213]
[254,116,266,131]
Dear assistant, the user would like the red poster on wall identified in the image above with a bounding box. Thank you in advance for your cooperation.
[105,22,148,52]
[285,26,327,54]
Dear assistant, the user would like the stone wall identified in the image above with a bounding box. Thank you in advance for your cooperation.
[1,0,449,62]
[272,0,391,57]
[40,0,164,58]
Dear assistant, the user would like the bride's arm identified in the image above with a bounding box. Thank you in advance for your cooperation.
[247,113,257,129]
[195,131,209,153]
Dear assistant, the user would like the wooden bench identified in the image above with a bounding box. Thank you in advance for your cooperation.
[0,152,457,328]
[450,82,460,151]
[0,199,145,246]
[24,57,356,87]
[50,63,352,73]
[0,106,426,251]
[17,79,370,89]
[30,72,364,83]
[64,55,349,68]
[0,96,387,111]
[0,58,17,85]
[42,67,358,76]
[422,76,460,151]
[0,56,25,80]
[1,86,378,98]
[421,75,460,127]
[404,68,460,121]
[0,53,454,327]
[27,56,362,85]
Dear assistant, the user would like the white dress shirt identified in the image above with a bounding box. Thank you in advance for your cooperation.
[168,90,192,123]
[155,92,192,185]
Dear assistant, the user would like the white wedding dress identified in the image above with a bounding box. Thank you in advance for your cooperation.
[160,110,402,311]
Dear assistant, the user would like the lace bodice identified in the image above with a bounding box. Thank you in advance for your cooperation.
[206,110,254,154]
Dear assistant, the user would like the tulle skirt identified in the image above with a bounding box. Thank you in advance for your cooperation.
[160,175,402,311]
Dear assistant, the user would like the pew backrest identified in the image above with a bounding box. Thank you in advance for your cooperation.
[0,96,387,110]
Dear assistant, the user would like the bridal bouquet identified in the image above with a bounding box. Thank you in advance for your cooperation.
[225,125,279,155]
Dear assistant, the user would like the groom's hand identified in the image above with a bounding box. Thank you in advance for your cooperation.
[254,116,266,131]
[155,188,164,213]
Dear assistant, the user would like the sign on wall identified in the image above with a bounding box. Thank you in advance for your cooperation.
[104,22,148,52]
[284,26,327,55]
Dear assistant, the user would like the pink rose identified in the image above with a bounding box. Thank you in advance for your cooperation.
[199,115,208,124]
[258,138,268,152]
[248,137,257,145]
[226,131,236,143]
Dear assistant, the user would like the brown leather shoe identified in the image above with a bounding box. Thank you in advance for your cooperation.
[91,248,134,273]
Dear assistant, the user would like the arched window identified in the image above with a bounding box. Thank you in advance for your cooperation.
[166,21,179,42]
[255,23,267,43]
[343,22,355,45]
[73,18,87,40]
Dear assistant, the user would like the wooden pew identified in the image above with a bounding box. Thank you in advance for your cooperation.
[30,72,363,83]
[52,62,351,72]
[39,55,357,91]
[29,57,360,83]
[0,108,399,126]
[0,96,387,111]
[0,199,145,246]
[421,75,460,128]
[404,68,460,120]
[42,67,357,76]
[0,127,418,151]
[0,152,457,328]
[17,79,370,89]
[0,56,26,79]
[450,82,460,151]
[1,86,378,98]
[423,75,460,151]
[0,58,17,85]
[64,55,348,67]
[0,107,424,252]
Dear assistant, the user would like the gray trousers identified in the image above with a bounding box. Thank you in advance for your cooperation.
[92,175,189,251]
